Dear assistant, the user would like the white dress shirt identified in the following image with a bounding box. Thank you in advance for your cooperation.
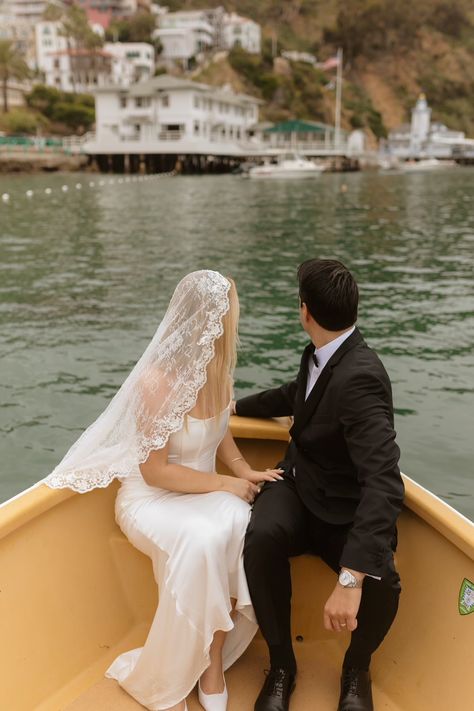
[305,326,355,400]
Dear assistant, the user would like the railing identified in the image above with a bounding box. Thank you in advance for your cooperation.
[157,130,185,141]
[0,135,92,154]
[263,139,349,152]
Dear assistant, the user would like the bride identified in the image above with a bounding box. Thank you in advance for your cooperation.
[46,270,282,711]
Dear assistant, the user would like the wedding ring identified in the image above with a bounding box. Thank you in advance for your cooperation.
[341,623,347,627]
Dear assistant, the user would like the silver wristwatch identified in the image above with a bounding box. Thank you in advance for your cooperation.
[338,569,363,589]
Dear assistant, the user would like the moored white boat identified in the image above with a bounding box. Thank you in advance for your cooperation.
[248,154,325,178]
[399,158,457,172]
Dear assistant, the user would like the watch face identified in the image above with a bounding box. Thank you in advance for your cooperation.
[339,571,354,586]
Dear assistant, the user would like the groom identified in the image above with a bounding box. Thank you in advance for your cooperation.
[234,259,404,711]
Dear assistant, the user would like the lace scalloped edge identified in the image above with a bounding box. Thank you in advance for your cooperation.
[45,277,231,493]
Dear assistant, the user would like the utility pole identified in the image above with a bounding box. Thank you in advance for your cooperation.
[334,47,343,149]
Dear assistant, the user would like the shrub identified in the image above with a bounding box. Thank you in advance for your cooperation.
[51,102,95,130]
[26,84,95,130]
[3,109,49,134]
[26,85,62,118]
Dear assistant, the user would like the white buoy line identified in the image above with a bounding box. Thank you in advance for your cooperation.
[1,170,175,204]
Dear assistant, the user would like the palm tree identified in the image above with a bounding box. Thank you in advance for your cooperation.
[0,40,30,113]
[60,5,104,94]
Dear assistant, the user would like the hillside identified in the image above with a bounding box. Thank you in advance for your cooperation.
[166,0,474,139]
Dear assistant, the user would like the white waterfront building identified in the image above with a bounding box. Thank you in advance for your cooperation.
[154,7,261,66]
[222,12,261,54]
[154,9,216,68]
[384,94,474,159]
[35,21,68,73]
[35,22,154,92]
[86,74,262,155]
[104,42,155,82]
[38,48,133,93]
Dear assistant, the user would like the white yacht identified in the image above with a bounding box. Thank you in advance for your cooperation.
[399,158,457,172]
[247,154,325,178]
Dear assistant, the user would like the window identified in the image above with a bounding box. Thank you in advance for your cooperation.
[161,94,169,107]
[54,59,60,69]
[194,120,200,135]
[194,96,200,109]
[120,96,127,108]
[135,97,143,107]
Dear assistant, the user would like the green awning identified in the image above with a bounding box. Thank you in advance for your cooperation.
[264,120,333,134]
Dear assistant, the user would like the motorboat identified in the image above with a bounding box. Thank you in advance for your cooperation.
[1,416,473,710]
[247,154,325,178]
[399,158,457,172]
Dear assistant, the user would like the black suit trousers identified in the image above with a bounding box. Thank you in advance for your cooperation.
[243,472,401,673]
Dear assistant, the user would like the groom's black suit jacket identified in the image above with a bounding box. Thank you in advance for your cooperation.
[236,328,404,578]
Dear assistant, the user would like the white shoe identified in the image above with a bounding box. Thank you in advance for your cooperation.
[198,679,228,711]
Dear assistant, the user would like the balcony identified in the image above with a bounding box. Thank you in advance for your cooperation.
[158,130,185,141]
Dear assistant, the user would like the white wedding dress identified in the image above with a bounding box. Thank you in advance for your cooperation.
[106,405,258,710]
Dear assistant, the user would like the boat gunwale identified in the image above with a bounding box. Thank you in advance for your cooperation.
[1,417,473,559]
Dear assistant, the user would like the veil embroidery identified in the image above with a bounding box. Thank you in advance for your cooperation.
[45,270,231,493]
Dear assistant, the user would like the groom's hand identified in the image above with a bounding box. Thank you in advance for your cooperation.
[323,585,362,633]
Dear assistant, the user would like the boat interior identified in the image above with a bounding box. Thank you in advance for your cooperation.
[1,418,472,711]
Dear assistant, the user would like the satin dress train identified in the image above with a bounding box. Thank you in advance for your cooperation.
[106,407,257,710]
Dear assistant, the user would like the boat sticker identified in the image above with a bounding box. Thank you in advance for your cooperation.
[458,578,474,615]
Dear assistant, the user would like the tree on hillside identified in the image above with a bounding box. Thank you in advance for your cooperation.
[61,5,104,51]
[106,11,158,48]
[325,0,471,62]
[42,2,63,21]
[60,5,104,94]
[0,40,30,113]
[27,84,95,132]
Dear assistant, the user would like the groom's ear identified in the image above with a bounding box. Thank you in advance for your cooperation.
[300,301,309,323]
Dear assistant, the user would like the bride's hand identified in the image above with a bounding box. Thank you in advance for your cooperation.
[240,468,284,485]
[219,475,260,503]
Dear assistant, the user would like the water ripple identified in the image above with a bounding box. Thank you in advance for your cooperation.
[1,169,473,518]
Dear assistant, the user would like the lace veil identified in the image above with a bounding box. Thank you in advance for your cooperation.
[45,270,231,493]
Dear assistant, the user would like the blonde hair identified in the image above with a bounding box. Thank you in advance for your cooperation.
[195,277,239,420]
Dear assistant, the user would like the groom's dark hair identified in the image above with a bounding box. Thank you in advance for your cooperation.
[297,259,358,331]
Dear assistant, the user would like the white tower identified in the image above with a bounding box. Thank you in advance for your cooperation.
[410,94,431,156]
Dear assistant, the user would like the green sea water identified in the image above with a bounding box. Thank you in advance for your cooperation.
[0,169,473,519]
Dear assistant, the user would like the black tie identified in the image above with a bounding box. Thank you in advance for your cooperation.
[313,351,319,368]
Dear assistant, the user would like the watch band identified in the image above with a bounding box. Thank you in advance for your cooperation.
[338,569,363,589]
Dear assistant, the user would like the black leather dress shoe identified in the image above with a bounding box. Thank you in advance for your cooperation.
[254,667,296,711]
[337,668,374,711]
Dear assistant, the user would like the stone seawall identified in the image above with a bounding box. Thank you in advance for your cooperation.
[0,151,92,173]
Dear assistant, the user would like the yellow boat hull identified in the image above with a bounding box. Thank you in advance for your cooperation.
[0,418,472,710]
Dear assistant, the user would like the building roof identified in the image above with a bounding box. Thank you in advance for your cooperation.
[97,74,264,104]
[86,8,113,30]
[48,49,114,58]
[264,119,336,134]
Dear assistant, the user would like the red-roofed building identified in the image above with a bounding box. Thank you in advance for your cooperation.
[86,8,113,32]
